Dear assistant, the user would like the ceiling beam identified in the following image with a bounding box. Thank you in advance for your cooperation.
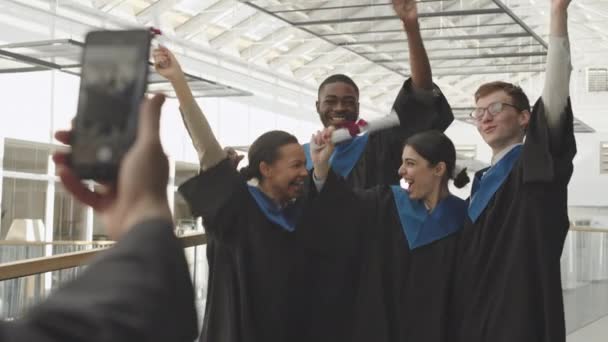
[291,9,505,26]
[209,12,267,49]
[136,0,179,24]
[175,0,229,39]
[240,26,293,61]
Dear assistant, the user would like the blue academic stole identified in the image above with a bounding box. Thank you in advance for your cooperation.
[468,145,523,223]
[247,186,301,232]
[303,133,370,178]
[391,186,467,249]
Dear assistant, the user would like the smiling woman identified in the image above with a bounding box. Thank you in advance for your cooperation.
[177,127,320,342]
[399,131,470,205]
[238,130,308,208]
[308,129,471,342]
[153,44,335,342]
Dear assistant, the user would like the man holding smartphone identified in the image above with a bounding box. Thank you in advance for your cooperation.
[0,95,199,342]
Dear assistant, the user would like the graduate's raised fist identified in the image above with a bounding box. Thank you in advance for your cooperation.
[153,46,184,82]
[310,127,335,181]
[224,146,245,169]
[392,0,418,22]
[551,0,572,11]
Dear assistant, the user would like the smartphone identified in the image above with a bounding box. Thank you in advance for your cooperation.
[69,29,151,180]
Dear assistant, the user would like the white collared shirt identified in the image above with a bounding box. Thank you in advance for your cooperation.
[491,143,523,166]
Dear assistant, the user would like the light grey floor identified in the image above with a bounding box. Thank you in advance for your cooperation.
[567,314,608,342]
[564,280,608,334]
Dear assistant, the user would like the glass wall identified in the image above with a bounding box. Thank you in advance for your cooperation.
[0,138,211,242]
[174,161,200,235]
[1,178,47,240]
[52,180,88,241]
[0,66,322,244]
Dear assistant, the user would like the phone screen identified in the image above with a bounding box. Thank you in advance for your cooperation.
[71,30,150,180]
[78,45,139,128]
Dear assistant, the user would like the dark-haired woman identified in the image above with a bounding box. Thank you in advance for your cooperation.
[310,129,470,342]
[153,47,366,342]
[179,129,314,342]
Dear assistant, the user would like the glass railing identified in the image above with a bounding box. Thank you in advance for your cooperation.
[0,267,84,320]
[0,240,113,320]
[0,229,206,321]
[185,244,208,326]
[0,246,208,322]
[0,241,114,264]
[561,227,608,333]
[177,222,207,325]
[2,226,607,335]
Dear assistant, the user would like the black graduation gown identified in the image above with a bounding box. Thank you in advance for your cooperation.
[0,220,198,342]
[290,172,372,342]
[451,99,577,342]
[306,172,466,342]
[305,78,454,189]
[179,159,368,342]
[179,159,304,342]
[291,78,454,342]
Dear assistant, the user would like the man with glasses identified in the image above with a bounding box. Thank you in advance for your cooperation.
[451,1,576,341]
[468,83,533,164]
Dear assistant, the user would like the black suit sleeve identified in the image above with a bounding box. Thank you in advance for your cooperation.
[1,219,198,342]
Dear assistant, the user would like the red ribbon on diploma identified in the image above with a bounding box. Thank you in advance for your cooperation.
[150,27,162,36]
[335,119,368,137]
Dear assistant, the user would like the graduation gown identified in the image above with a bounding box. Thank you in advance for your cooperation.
[179,159,367,342]
[307,171,467,342]
[451,99,577,342]
[0,219,198,342]
[179,159,304,342]
[304,78,454,189]
[291,172,373,342]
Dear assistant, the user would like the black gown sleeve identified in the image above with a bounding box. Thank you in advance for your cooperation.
[373,78,453,147]
[178,158,245,235]
[1,220,198,342]
[522,97,577,184]
[355,79,454,187]
[301,169,381,253]
[294,170,382,342]
[392,78,454,134]
[301,170,360,251]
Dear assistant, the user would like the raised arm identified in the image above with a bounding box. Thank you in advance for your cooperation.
[388,0,453,125]
[311,127,336,191]
[520,0,576,183]
[541,0,572,132]
[4,95,199,342]
[153,47,226,171]
[393,0,433,91]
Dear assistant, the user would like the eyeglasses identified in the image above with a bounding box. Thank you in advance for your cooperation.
[469,102,521,121]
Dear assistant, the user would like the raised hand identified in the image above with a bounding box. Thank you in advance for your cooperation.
[551,0,572,12]
[310,127,335,181]
[224,147,245,169]
[153,46,185,83]
[549,0,572,37]
[392,0,418,23]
